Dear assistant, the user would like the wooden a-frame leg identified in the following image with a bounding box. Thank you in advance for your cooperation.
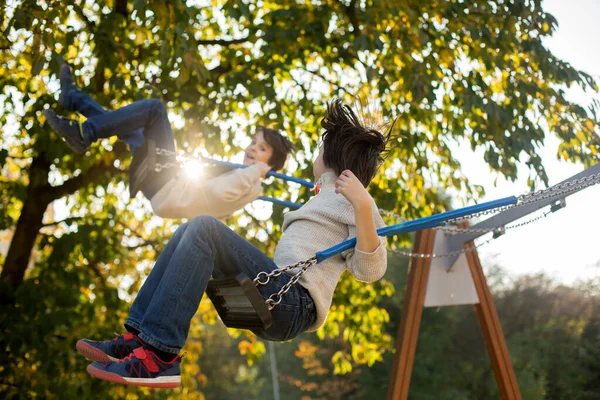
[466,246,522,400]
[387,229,436,400]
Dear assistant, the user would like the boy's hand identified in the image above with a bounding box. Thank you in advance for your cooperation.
[255,161,271,178]
[335,170,371,208]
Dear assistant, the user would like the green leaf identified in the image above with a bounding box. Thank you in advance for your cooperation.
[238,0,251,20]
[0,149,8,168]
[32,56,45,76]
[354,34,369,52]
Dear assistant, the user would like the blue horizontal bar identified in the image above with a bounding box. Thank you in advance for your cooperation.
[315,195,518,263]
[258,196,302,209]
[204,158,315,188]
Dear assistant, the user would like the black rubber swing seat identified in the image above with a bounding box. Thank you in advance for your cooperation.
[206,274,273,330]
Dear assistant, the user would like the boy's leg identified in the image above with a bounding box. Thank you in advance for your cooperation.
[76,223,191,363]
[59,64,106,117]
[58,65,145,152]
[124,222,190,331]
[85,216,313,388]
[135,216,296,355]
[82,98,175,152]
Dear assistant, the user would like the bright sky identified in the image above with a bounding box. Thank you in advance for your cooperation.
[458,0,600,284]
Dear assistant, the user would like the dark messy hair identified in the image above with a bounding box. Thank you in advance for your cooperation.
[321,99,394,187]
[257,126,294,171]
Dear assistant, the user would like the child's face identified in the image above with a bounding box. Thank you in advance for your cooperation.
[243,130,273,166]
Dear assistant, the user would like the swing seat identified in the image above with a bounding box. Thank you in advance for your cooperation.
[206,273,273,330]
[129,139,178,199]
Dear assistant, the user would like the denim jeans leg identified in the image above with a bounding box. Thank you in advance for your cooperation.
[64,87,106,116]
[82,98,175,151]
[124,223,190,330]
[137,216,289,354]
[65,88,145,152]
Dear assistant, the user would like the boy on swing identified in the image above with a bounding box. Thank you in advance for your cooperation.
[77,99,391,388]
[44,64,294,219]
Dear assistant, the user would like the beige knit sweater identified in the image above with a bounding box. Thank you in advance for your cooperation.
[274,171,387,331]
[150,164,262,219]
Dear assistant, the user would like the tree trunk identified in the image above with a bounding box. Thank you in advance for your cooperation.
[1,155,52,288]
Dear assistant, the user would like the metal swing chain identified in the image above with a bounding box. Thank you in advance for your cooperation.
[379,208,407,222]
[154,147,188,172]
[439,208,555,236]
[389,235,495,259]
[254,257,318,310]
[443,172,600,226]
[374,174,600,258]
[397,208,552,258]
[378,173,600,235]
[394,173,600,257]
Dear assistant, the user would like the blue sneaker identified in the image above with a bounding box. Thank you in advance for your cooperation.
[87,347,181,388]
[58,64,77,109]
[44,109,87,154]
[76,332,143,362]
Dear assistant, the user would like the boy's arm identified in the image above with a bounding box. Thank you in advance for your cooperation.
[336,170,387,282]
[335,170,380,252]
[353,200,381,253]
[208,162,270,202]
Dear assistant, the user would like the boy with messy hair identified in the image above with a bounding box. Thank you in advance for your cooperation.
[77,99,392,388]
[44,64,294,219]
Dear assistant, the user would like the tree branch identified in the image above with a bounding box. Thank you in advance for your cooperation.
[45,162,124,202]
[125,239,160,250]
[339,0,360,33]
[297,66,353,96]
[289,71,309,100]
[88,262,106,287]
[73,4,96,31]
[44,141,129,202]
[115,0,128,18]
[197,37,251,46]
[41,216,84,227]
[5,154,31,160]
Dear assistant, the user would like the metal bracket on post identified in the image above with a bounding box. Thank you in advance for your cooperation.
[550,198,566,213]
[443,163,600,271]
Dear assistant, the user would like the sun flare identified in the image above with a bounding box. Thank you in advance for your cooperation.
[182,161,204,180]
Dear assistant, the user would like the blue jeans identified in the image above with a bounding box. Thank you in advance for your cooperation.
[62,87,174,155]
[124,216,316,354]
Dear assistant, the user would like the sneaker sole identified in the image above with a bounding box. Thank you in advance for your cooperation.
[44,110,86,154]
[87,365,181,388]
[76,340,119,362]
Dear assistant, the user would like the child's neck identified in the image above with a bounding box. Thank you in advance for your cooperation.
[314,168,335,182]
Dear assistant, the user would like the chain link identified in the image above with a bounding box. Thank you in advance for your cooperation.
[254,257,317,310]
[153,147,189,172]
[389,236,495,259]
[444,172,600,225]
[436,225,501,235]
[517,173,600,203]
[437,208,552,235]
[155,148,178,157]
[378,208,407,222]
[155,162,181,172]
